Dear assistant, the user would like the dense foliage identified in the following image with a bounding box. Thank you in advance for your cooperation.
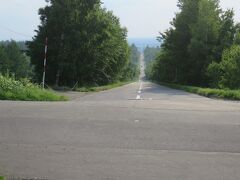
[126,44,140,79]
[0,74,66,101]
[144,46,160,63]
[28,0,132,87]
[144,46,160,79]
[208,45,240,89]
[130,44,141,65]
[148,0,240,89]
[0,41,33,79]
[160,82,240,100]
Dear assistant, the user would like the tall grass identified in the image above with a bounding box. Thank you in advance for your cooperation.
[160,82,240,101]
[0,75,67,101]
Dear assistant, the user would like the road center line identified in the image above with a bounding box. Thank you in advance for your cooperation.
[139,82,143,91]
[136,95,141,100]
[136,81,143,100]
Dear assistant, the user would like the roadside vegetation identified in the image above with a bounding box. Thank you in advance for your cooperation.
[144,46,160,79]
[160,82,240,100]
[28,0,139,88]
[76,81,133,92]
[75,44,140,92]
[0,41,33,79]
[0,0,141,101]
[0,176,6,180]
[144,46,161,63]
[0,41,66,101]
[146,0,240,100]
[0,74,66,101]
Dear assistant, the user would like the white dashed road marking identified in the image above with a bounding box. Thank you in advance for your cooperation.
[136,81,143,100]
[139,82,143,91]
[136,95,141,100]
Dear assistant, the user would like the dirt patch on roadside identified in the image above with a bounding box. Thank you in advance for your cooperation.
[56,91,91,101]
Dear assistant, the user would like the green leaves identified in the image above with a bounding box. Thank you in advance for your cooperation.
[0,41,33,79]
[0,74,66,101]
[124,44,140,81]
[207,61,222,88]
[0,176,6,180]
[29,0,130,87]
[219,45,240,89]
[150,0,239,89]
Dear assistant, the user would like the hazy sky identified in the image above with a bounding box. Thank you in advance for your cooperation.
[0,0,240,40]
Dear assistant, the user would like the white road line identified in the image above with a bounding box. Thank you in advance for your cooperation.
[136,95,141,100]
[139,82,143,91]
[136,81,143,100]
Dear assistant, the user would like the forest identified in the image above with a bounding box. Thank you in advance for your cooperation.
[28,0,139,87]
[0,0,140,101]
[1,0,240,101]
[0,0,140,88]
[147,0,240,90]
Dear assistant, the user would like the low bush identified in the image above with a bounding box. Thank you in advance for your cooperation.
[160,82,240,100]
[0,75,67,101]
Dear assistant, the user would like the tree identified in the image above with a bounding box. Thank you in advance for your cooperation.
[124,44,140,80]
[28,0,130,87]
[206,9,238,88]
[150,0,240,89]
[130,44,140,65]
[144,46,161,80]
[0,41,33,79]
[144,46,160,63]
[0,45,9,74]
[206,61,222,88]
[215,9,236,61]
[188,0,221,85]
[156,0,201,84]
[219,45,240,89]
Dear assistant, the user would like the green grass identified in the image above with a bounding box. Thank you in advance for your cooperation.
[0,75,67,101]
[160,82,240,101]
[0,176,6,180]
[76,81,133,92]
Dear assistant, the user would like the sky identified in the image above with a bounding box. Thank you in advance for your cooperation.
[0,0,240,40]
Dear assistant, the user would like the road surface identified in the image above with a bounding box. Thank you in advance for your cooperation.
[0,56,240,180]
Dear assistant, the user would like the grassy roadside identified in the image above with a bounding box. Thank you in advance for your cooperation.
[0,176,6,180]
[0,75,67,101]
[159,82,240,101]
[76,81,134,92]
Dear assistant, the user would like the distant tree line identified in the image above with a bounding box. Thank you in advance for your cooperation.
[148,0,240,89]
[127,44,140,79]
[144,46,160,63]
[0,41,33,79]
[28,0,138,87]
[144,46,160,79]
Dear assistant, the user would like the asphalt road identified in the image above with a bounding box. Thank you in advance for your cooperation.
[1,59,240,179]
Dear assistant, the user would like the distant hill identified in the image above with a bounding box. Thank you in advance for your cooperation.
[128,38,161,52]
